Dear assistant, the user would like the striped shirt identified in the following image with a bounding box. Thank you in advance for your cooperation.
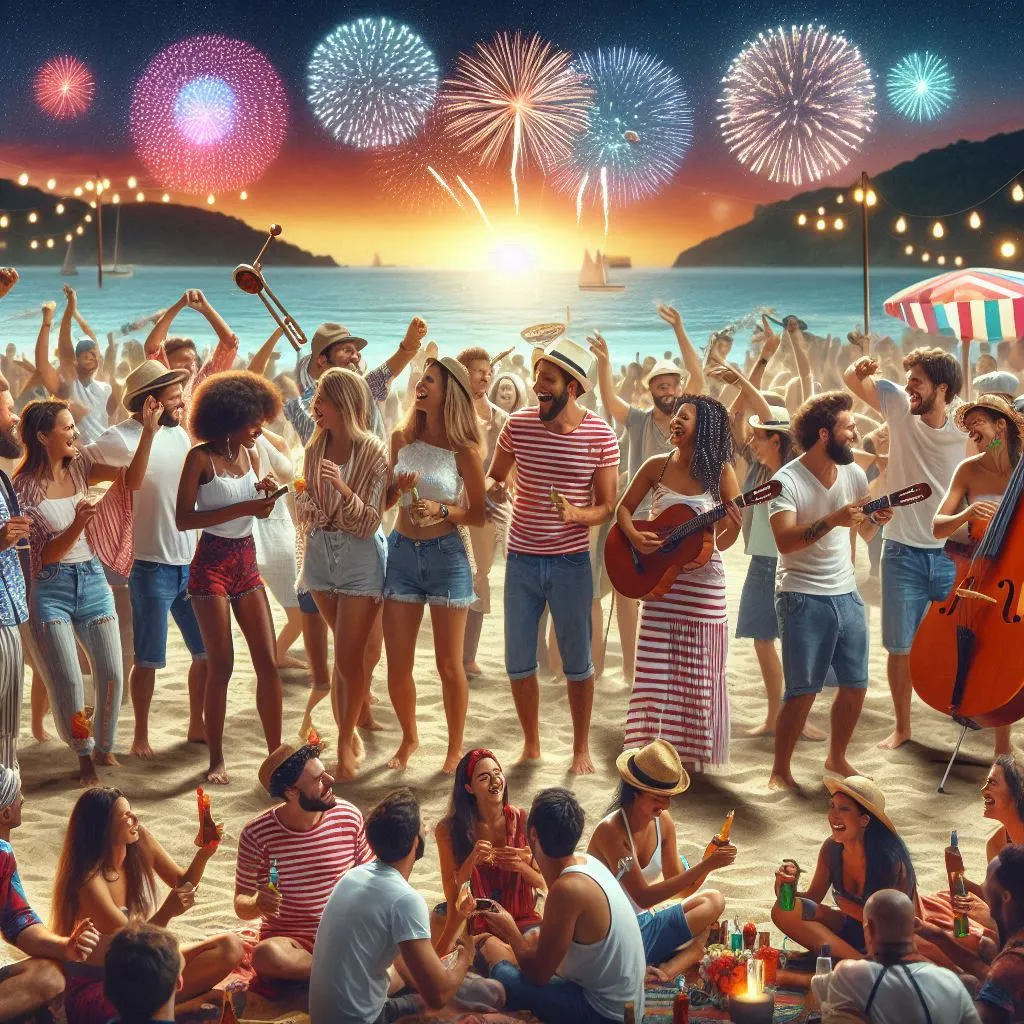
[497,407,619,555]
[235,802,372,948]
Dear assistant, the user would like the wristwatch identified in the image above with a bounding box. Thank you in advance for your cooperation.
[439,503,449,520]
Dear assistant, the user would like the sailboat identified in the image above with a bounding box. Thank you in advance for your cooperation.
[61,238,78,277]
[102,205,134,278]
[578,248,625,292]
[370,251,395,268]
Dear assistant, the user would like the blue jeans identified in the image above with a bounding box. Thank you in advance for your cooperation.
[735,555,780,641]
[638,903,694,965]
[490,961,621,1024]
[880,540,956,654]
[129,560,206,669]
[383,531,476,607]
[776,590,869,698]
[504,551,594,681]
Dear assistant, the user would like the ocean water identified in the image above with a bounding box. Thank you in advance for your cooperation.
[1,265,928,372]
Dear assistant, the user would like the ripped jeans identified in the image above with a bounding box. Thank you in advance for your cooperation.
[31,557,123,756]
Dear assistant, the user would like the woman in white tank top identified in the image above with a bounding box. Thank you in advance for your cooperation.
[175,371,286,785]
[588,739,736,982]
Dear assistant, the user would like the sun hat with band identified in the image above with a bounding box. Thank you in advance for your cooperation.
[954,392,1024,436]
[311,322,368,363]
[823,775,896,833]
[748,406,792,433]
[531,338,595,393]
[642,359,683,389]
[122,360,190,411]
[259,734,324,798]
[429,355,472,397]
[616,739,691,797]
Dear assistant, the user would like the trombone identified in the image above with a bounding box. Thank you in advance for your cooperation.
[232,224,308,351]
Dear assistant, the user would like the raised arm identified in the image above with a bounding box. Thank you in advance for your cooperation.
[34,303,63,395]
[383,316,427,378]
[843,355,882,413]
[144,293,189,360]
[248,326,284,377]
[588,331,630,425]
[784,317,813,405]
[57,286,80,377]
[659,304,704,393]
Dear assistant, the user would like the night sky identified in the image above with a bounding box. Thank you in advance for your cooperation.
[2,0,1022,266]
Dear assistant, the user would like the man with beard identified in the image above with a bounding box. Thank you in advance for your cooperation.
[844,346,964,751]
[768,391,890,792]
[83,361,206,758]
[975,845,1024,1024]
[0,377,30,768]
[486,339,619,775]
[235,738,372,985]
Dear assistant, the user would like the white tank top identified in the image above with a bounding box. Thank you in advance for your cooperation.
[196,448,258,539]
[618,810,663,914]
[558,856,646,1022]
[37,494,94,562]
[394,439,461,505]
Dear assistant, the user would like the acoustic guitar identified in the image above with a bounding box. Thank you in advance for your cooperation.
[604,481,781,600]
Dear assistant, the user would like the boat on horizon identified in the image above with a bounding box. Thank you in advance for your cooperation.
[103,205,135,278]
[370,252,395,268]
[61,238,78,277]
[579,249,625,292]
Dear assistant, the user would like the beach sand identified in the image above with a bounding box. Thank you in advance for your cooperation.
[13,540,1002,956]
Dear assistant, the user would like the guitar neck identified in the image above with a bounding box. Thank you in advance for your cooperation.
[862,494,891,515]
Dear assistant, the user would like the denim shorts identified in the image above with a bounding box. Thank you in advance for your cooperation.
[638,903,694,965]
[299,527,386,599]
[735,555,780,641]
[33,557,115,626]
[504,551,594,682]
[776,590,868,698]
[383,531,475,607]
[297,589,318,615]
[490,961,622,1024]
[129,560,206,669]
[881,540,956,654]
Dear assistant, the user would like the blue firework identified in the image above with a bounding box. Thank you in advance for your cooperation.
[887,52,954,121]
[308,16,439,149]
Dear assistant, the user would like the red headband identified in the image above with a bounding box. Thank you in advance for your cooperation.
[466,748,498,778]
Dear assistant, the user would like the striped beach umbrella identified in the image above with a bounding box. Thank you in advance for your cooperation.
[884,268,1024,342]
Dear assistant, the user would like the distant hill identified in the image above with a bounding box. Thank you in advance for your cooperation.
[0,180,336,267]
[672,130,1024,268]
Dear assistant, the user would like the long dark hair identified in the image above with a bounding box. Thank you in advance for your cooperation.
[994,752,1024,823]
[674,394,734,499]
[52,788,156,934]
[853,801,918,898]
[439,750,509,866]
[606,779,643,815]
[15,399,74,481]
[983,410,1022,469]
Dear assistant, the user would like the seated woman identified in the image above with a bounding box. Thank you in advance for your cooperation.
[51,787,243,1024]
[588,739,735,982]
[772,776,918,961]
[435,748,544,939]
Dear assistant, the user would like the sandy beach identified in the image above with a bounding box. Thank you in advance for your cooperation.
[13,538,1000,953]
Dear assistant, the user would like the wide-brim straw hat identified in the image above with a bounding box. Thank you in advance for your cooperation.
[258,744,299,795]
[531,338,595,393]
[311,322,367,362]
[823,775,896,834]
[616,739,690,797]
[642,358,684,389]
[431,355,472,397]
[122,360,189,411]
[748,406,792,433]
[954,392,1024,436]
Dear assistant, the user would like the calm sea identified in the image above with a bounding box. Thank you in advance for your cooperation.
[1,265,928,372]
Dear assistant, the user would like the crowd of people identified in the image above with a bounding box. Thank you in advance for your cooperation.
[1,260,1023,1022]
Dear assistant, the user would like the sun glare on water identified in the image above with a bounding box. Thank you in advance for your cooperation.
[489,241,536,275]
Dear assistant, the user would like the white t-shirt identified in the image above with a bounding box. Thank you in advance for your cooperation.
[813,959,980,1024]
[67,376,111,446]
[877,378,965,550]
[770,459,869,595]
[309,861,431,1024]
[85,419,196,565]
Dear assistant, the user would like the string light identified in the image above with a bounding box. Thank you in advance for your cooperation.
[102,178,110,189]
[904,244,914,255]
[84,214,92,223]
[55,203,64,214]
[895,216,907,233]
[954,256,963,266]
[45,238,54,249]
[29,240,38,249]
[75,225,84,235]
[64,233,72,242]
[136,192,145,202]
[206,193,215,205]
[816,218,826,230]
[968,211,981,229]
[85,180,94,191]
[865,189,877,206]
[797,213,807,226]
[73,186,83,197]
[836,194,844,204]
[833,217,844,230]
[817,206,826,215]
[112,194,120,204]
[0,216,7,229]
[1000,240,1017,259]
[127,176,137,189]
[161,193,170,203]
[17,173,29,186]
[46,178,56,190]
[239,190,248,201]
[1012,184,1023,202]
[937,255,945,265]
[922,252,930,262]
[27,212,37,224]
[932,221,945,238]
[853,187,864,202]
[88,200,96,209]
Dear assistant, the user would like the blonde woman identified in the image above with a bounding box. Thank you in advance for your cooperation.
[295,368,388,780]
[384,357,486,774]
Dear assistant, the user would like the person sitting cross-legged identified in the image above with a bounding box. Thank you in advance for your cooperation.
[103,922,185,1024]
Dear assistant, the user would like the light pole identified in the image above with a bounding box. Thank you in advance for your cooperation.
[853,170,874,333]
[95,173,104,289]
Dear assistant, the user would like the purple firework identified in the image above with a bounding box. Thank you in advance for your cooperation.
[131,35,288,194]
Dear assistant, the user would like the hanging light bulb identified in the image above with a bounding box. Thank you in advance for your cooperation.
[46,178,56,190]
[73,186,83,197]
[45,238,54,249]
[135,192,145,202]
[29,240,38,250]
[55,203,64,215]
[127,176,137,189]
[65,233,72,242]
[904,244,914,255]
[932,221,945,239]
[112,194,120,204]
[922,252,931,262]
[796,213,807,226]
[853,187,865,203]
[161,193,170,203]
[1000,240,1018,259]
[17,173,29,186]
[89,200,96,209]
[206,193,215,205]
[817,206,826,216]
[27,212,37,224]
[1012,183,1024,202]
[833,217,845,230]
[865,190,877,207]
[0,216,8,229]
[75,225,84,236]
[85,180,94,192]
[895,217,907,233]
[836,194,844,204]
[239,191,248,201]
[84,214,92,223]
[816,218,826,231]
[937,255,946,265]
[954,256,963,266]
[968,211,981,229]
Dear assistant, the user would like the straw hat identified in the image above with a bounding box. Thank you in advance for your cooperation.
[531,338,595,393]
[642,359,684,389]
[954,392,1024,436]
[748,407,792,433]
[430,355,472,397]
[823,775,896,833]
[258,744,299,795]
[122,360,189,411]
[615,739,690,797]
[311,322,367,363]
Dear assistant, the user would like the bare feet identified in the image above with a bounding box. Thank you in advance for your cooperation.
[78,757,99,787]
[387,738,419,771]
[441,749,461,775]
[464,661,482,679]
[206,762,230,785]
[515,745,542,765]
[357,706,382,732]
[802,722,827,741]
[645,965,670,985]
[768,771,803,793]
[334,750,359,782]
[187,720,207,745]
[369,690,381,706]
[32,722,52,742]
[351,731,364,760]
[276,654,307,670]
[877,729,911,750]
[131,738,155,759]
[93,751,120,767]
[570,750,595,776]
[744,722,775,738]
[824,756,864,778]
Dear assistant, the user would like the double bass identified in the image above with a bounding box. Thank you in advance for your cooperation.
[910,457,1024,728]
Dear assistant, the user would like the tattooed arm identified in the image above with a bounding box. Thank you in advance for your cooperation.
[770,501,867,555]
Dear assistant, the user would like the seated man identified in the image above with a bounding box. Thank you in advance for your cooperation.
[480,787,647,1024]
[812,889,978,1024]
[235,739,372,982]
[976,845,1024,1024]
[0,764,99,1020]
[310,787,494,1023]
[104,922,184,1024]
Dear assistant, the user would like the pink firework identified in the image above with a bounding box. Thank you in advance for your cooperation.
[131,34,288,195]
[34,56,95,119]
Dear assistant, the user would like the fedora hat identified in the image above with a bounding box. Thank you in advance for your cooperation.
[954,392,1024,436]
[531,338,595,393]
[258,744,298,796]
[615,739,690,797]
[823,775,896,834]
[430,355,472,397]
[122,360,189,411]
[972,370,1020,399]
[311,322,367,363]
[642,359,684,389]
[748,406,792,433]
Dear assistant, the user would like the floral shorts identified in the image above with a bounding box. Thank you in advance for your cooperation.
[188,533,264,601]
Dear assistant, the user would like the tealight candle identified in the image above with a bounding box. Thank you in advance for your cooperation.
[728,991,775,1024]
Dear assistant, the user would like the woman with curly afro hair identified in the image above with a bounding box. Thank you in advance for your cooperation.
[175,371,284,784]
[616,395,742,772]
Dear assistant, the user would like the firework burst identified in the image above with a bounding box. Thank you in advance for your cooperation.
[34,56,95,119]
[308,17,438,149]
[887,52,954,121]
[131,35,287,194]
[442,32,592,214]
[718,25,875,186]
[377,110,466,210]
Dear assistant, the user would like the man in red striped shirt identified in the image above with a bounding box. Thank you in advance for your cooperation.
[487,339,619,776]
[234,739,372,984]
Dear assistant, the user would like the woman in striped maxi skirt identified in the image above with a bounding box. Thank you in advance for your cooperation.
[617,396,741,771]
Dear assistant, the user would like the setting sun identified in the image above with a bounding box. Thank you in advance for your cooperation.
[489,241,536,275]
